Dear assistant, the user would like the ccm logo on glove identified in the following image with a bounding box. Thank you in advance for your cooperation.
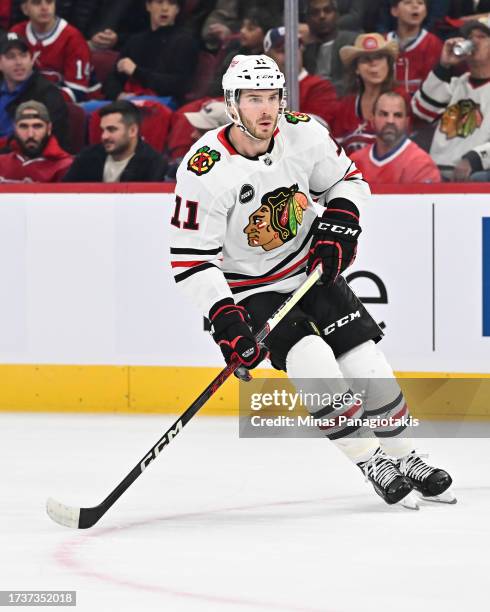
[316,221,361,237]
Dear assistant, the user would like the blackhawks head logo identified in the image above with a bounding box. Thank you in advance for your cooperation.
[440,99,483,139]
[284,110,311,124]
[188,146,221,175]
[243,184,308,251]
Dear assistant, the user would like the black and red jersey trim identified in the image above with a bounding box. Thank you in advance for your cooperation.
[174,262,218,283]
[231,265,307,295]
[170,246,222,255]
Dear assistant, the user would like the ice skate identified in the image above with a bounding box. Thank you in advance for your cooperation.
[397,451,456,504]
[358,447,414,506]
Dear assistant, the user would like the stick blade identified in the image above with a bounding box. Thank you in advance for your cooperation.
[46,497,81,529]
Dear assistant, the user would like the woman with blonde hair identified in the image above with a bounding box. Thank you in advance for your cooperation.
[332,33,405,155]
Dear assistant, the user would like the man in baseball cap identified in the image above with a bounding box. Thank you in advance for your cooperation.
[0,99,72,182]
[0,32,30,55]
[0,32,69,149]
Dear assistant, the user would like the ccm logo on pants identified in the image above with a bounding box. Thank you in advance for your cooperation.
[324,310,361,336]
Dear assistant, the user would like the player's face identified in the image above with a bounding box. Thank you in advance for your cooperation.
[239,19,265,51]
[22,0,56,28]
[466,29,490,65]
[146,0,179,30]
[100,113,137,157]
[0,48,33,85]
[390,0,427,28]
[356,54,390,86]
[373,95,408,146]
[238,90,281,140]
[15,117,51,158]
[306,0,337,38]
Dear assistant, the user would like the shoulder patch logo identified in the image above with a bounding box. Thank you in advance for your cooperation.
[243,184,308,251]
[239,184,255,204]
[284,110,311,124]
[187,146,221,176]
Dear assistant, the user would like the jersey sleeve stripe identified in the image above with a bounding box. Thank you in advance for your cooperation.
[170,246,223,255]
[174,262,218,283]
[419,86,448,109]
[413,97,441,120]
[171,260,211,268]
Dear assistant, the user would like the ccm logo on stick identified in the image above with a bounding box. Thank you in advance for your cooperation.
[140,420,183,472]
[317,222,360,237]
[324,310,361,335]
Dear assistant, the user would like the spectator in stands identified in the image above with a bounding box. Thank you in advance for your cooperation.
[375,0,449,35]
[332,33,401,154]
[102,0,199,105]
[351,91,441,182]
[302,0,358,95]
[0,32,69,149]
[0,99,72,181]
[412,18,490,180]
[263,26,338,127]
[386,0,443,95]
[206,7,276,97]
[63,100,166,182]
[202,0,283,51]
[10,0,101,102]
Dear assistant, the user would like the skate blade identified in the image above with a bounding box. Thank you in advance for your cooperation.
[399,491,420,510]
[417,489,457,504]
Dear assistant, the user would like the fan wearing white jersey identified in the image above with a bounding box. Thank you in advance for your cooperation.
[170,54,455,508]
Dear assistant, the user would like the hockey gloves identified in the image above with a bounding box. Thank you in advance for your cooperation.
[209,298,266,370]
[306,202,362,285]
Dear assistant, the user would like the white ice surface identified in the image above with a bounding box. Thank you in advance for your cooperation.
[1,413,488,612]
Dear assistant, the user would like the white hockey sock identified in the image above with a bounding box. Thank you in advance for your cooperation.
[286,335,379,462]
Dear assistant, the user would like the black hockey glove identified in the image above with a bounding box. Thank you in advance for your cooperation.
[209,298,267,370]
[306,201,362,285]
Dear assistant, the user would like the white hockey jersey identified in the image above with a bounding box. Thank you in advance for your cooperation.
[170,111,370,315]
[412,65,490,167]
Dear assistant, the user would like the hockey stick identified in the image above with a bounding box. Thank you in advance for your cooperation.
[46,267,322,529]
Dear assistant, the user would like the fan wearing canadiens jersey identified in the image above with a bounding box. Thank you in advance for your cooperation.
[11,0,101,102]
[170,54,455,508]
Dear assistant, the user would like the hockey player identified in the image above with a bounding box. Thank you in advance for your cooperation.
[11,0,101,102]
[170,54,455,508]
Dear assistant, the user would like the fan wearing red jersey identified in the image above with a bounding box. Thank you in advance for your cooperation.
[386,0,443,95]
[11,0,101,102]
[350,91,441,183]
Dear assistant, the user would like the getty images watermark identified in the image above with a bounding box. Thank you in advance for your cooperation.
[239,378,490,438]
[246,387,418,431]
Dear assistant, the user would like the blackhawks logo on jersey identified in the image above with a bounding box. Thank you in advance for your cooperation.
[243,184,308,251]
[187,146,221,176]
[284,110,311,125]
[440,99,483,139]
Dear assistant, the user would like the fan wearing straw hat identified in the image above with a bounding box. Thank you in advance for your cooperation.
[331,32,407,155]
